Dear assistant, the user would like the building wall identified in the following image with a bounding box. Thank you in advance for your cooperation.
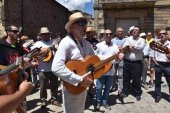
[154,5,170,30]
[3,0,70,39]
[103,8,154,35]
[94,0,170,36]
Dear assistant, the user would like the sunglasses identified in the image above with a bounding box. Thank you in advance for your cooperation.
[75,19,87,26]
[158,33,167,36]
[11,30,19,34]
[105,33,112,36]
[42,33,50,36]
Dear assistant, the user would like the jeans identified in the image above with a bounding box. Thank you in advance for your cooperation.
[155,64,170,97]
[39,71,59,102]
[142,58,149,84]
[115,60,123,93]
[96,75,113,104]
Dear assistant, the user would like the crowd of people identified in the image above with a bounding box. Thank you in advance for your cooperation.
[0,11,170,113]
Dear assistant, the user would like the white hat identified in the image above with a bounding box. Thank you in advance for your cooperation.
[99,29,105,34]
[39,27,51,34]
[128,26,135,34]
[128,26,140,34]
[65,12,88,31]
[139,32,146,37]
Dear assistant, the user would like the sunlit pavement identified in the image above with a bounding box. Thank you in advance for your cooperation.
[27,77,170,113]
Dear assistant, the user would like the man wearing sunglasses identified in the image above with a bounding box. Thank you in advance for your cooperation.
[52,12,94,113]
[0,25,26,66]
[0,25,34,112]
[95,29,124,111]
[149,29,170,103]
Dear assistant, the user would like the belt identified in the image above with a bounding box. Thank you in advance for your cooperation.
[124,59,141,63]
[157,61,170,67]
[143,56,149,58]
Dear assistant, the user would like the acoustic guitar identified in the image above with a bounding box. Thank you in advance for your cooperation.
[0,47,41,113]
[150,41,170,59]
[39,39,58,62]
[63,46,129,95]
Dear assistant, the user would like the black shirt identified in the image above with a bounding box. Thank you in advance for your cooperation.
[0,39,26,66]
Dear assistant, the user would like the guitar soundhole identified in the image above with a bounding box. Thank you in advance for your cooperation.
[73,70,77,74]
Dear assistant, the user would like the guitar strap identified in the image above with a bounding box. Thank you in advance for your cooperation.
[68,34,95,79]
[68,33,84,57]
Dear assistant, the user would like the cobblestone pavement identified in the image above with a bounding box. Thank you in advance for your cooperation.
[27,81,170,113]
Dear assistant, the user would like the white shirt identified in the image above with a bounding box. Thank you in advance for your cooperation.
[143,43,150,56]
[123,36,145,61]
[95,41,119,76]
[31,39,56,72]
[51,35,94,86]
[149,40,170,62]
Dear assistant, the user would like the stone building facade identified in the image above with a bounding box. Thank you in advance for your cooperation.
[0,0,70,39]
[94,0,170,36]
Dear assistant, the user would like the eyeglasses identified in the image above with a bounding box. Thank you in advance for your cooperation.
[105,33,112,36]
[75,19,87,26]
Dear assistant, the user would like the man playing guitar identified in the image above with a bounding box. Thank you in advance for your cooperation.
[0,25,35,113]
[149,29,170,103]
[30,27,61,108]
[52,12,94,113]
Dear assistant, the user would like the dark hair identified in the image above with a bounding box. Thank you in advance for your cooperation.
[5,25,18,32]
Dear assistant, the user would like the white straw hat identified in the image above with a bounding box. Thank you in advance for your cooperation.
[39,27,52,34]
[65,12,88,31]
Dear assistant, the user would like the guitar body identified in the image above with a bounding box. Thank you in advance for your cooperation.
[64,55,109,95]
[43,50,53,62]
[62,46,130,95]
[104,64,112,74]
[0,73,26,113]
[38,47,54,62]
[0,72,19,95]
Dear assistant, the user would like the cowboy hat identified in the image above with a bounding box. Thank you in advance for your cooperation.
[39,27,52,34]
[65,12,88,31]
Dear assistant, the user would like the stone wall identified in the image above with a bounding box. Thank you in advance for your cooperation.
[94,0,170,36]
[3,0,70,39]
[154,2,170,33]
[103,8,154,34]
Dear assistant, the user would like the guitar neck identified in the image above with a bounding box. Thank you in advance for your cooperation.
[93,46,129,71]
[150,41,170,54]
[0,47,41,76]
[94,54,118,71]
[0,63,19,75]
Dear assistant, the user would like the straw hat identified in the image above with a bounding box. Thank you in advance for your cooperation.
[86,26,94,32]
[99,29,105,34]
[39,27,51,34]
[65,12,88,31]
[21,35,29,41]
